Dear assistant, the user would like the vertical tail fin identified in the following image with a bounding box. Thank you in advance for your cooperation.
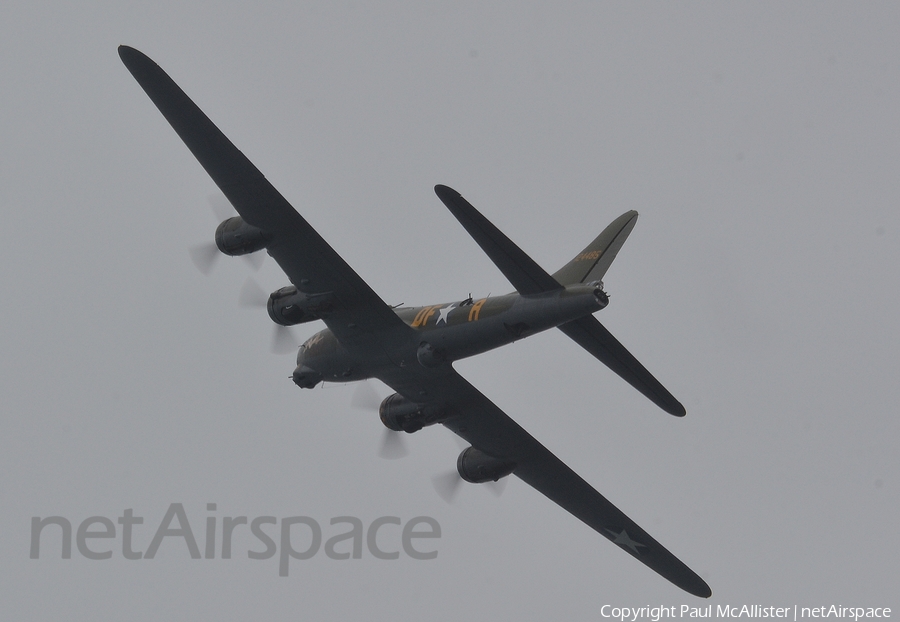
[551,211,638,286]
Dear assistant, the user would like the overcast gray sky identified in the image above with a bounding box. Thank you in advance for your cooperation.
[2,2,897,619]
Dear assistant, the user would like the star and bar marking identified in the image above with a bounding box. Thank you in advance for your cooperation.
[605,528,647,554]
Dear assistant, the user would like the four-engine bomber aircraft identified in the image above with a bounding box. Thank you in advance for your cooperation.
[119,46,710,597]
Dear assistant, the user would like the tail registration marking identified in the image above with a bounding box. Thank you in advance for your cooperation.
[575,250,602,262]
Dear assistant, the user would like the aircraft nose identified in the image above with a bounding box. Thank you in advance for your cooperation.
[292,365,322,389]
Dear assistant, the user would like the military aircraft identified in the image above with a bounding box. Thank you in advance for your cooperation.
[118,46,711,598]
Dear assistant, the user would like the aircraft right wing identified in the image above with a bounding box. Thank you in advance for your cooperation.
[379,363,710,598]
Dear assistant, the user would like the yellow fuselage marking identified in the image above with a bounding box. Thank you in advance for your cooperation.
[409,298,488,328]
[411,305,440,328]
[467,298,487,322]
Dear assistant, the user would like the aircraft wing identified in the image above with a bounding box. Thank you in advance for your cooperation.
[379,365,710,598]
[118,46,409,346]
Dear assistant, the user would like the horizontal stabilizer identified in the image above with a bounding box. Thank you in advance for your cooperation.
[559,316,686,416]
[552,211,638,286]
[434,185,562,295]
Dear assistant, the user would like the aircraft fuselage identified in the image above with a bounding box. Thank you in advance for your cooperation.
[292,284,608,387]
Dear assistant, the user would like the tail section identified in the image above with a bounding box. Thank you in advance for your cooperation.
[434,185,683,417]
[551,210,638,287]
[433,185,638,294]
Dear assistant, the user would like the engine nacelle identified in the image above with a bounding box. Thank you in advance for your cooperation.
[379,393,446,433]
[267,286,335,326]
[456,447,516,483]
[215,216,271,256]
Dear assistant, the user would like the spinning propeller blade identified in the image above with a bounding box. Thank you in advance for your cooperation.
[191,194,264,274]
[238,277,296,353]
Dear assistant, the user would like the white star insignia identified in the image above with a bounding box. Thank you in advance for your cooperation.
[605,528,647,554]
[436,304,455,325]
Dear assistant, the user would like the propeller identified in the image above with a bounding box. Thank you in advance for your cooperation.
[237,277,268,307]
[351,382,409,460]
[190,194,264,274]
[431,434,509,503]
[432,470,463,503]
[189,241,220,275]
[238,277,297,354]
[377,429,410,460]
[486,477,509,497]
[208,192,235,221]
[432,468,508,503]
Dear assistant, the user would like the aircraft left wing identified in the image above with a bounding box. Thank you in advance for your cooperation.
[379,365,711,598]
[118,46,409,346]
